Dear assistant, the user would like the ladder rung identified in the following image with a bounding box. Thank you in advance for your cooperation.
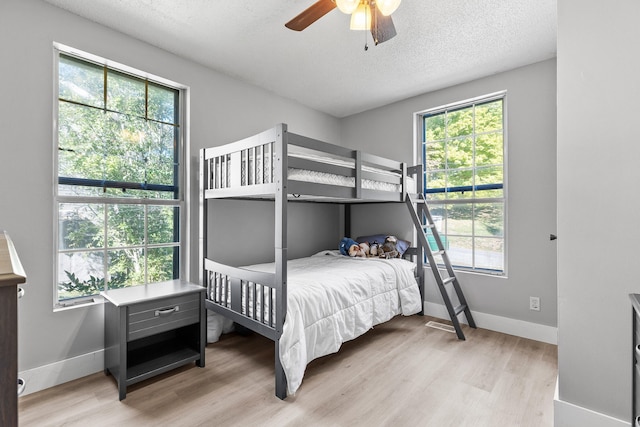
[423,224,436,230]
[432,250,445,256]
[442,276,456,285]
[454,304,467,316]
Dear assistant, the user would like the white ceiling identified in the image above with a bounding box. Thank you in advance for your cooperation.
[43,0,557,118]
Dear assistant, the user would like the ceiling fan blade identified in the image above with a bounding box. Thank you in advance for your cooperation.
[371,7,397,45]
[285,0,337,31]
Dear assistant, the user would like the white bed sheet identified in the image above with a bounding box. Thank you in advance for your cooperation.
[238,250,422,395]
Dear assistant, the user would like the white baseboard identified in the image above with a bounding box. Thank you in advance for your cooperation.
[554,379,629,427]
[18,350,104,397]
[423,301,558,345]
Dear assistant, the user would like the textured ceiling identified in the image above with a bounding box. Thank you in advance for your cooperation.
[42,0,557,118]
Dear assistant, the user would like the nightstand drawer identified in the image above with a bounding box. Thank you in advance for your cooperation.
[128,293,200,341]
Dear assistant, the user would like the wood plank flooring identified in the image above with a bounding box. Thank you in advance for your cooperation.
[18,315,557,427]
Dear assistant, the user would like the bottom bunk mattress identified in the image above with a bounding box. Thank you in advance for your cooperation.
[208,250,422,395]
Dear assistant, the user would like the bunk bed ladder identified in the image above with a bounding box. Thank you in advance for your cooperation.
[405,192,477,340]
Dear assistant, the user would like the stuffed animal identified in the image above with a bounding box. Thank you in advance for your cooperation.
[369,241,380,257]
[358,242,370,257]
[378,235,401,259]
[339,237,366,258]
[349,244,366,258]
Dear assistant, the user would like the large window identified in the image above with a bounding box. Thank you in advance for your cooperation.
[419,92,506,273]
[55,47,184,306]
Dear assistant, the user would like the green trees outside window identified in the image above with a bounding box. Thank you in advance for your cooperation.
[55,51,182,304]
[421,96,505,272]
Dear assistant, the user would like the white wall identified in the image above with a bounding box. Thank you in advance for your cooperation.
[556,0,640,425]
[343,60,558,331]
[0,0,341,392]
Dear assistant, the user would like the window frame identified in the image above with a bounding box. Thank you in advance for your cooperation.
[53,43,189,309]
[414,91,508,276]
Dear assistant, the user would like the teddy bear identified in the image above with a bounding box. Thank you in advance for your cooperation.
[378,235,401,259]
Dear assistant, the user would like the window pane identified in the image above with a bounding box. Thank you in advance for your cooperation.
[446,170,474,199]
[446,204,473,236]
[426,141,445,170]
[447,137,473,170]
[106,70,145,117]
[103,112,147,183]
[475,100,502,133]
[147,247,178,282]
[425,114,445,142]
[475,203,504,237]
[476,166,503,187]
[446,107,473,138]
[146,121,177,187]
[58,251,105,299]
[107,204,144,247]
[59,55,104,108]
[148,206,179,244]
[108,249,144,288]
[425,205,447,250]
[475,238,504,270]
[429,205,446,230]
[426,171,446,190]
[446,236,473,268]
[58,103,107,180]
[476,133,503,167]
[148,84,177,124]
[59,203,104,250]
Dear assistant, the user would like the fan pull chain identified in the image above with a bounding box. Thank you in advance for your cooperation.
[364,2,369,51]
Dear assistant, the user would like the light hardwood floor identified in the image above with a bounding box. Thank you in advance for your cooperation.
[19,315,557,427]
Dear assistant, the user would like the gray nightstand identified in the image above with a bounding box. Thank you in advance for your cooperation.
[102,280,205,400]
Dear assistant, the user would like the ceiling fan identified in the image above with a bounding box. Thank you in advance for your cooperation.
[285,0,401,46]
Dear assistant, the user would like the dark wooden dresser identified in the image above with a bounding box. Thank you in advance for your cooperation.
[0,231,27,427]
[631,293,640,426]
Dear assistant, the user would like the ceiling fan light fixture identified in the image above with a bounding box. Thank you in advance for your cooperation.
[375,0,401,16]
[335,0,359,14]
[349,3,371,30]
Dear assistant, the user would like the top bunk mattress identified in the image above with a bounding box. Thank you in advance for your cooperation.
[288,151,412,193]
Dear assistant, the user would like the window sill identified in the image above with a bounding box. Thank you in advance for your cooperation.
[53,296,104,312]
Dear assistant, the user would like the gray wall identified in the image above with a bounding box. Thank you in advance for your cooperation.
[343,60,558,328]
[1,0,341,373]
[557,0,640,422]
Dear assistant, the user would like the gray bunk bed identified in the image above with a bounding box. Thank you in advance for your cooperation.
[199,123,445,399]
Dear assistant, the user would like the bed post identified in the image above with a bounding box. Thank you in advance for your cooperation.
[274,123,288,399]
[344,204,351,237]
[199,149,207,288]
[411,164,425,315]
[410,163,429,316]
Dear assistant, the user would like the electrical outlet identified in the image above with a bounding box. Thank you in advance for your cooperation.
[530,296,540,311]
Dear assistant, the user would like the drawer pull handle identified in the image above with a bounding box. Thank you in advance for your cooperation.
[636,345,640,360]
[18,287,25,299]
[155,306,179,317]
[17,378,25,396]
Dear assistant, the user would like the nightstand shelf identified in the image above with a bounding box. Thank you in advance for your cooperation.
[102,280,205,400]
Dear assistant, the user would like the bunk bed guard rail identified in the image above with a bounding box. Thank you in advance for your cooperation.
[200,124,409,202]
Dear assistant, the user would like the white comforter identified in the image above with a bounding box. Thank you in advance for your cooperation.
[247,250,422,395]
